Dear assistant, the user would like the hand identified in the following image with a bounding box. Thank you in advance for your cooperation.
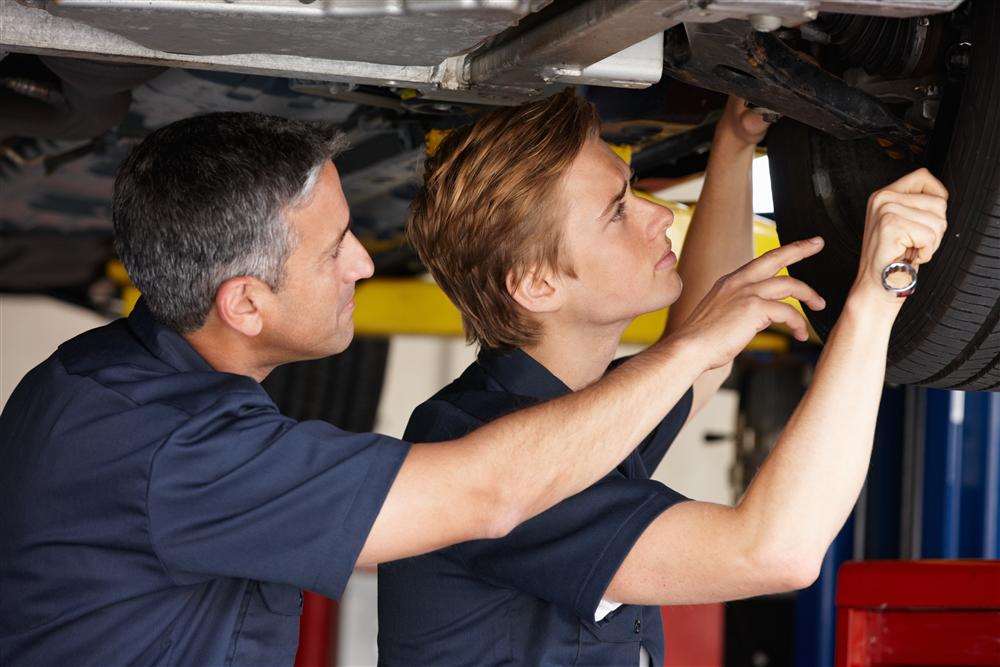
[716,95,773,148]
[664,239,827,371]
[850,167,949,310]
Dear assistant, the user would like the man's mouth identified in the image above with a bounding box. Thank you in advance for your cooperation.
[655,246,677,271]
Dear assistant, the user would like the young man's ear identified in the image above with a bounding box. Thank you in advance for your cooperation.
[507,265,564,314]
[213,276,267,337]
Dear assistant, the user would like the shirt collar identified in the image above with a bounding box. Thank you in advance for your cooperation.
[476,347,571,401]
[127,297,215,374]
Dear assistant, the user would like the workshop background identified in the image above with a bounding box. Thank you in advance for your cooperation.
[4,0,1000,662]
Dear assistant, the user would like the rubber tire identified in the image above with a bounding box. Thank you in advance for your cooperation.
[767,0,1000,391]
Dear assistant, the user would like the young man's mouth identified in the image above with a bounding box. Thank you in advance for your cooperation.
[655,247,677,271]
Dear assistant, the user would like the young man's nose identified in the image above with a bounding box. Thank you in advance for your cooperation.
[645,205,674,241]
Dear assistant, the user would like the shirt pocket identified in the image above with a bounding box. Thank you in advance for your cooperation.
[230,582,303,666]
[576,608,642,666]
[259,582,305,616]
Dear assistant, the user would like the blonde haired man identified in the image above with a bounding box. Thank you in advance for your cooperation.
[378,91,948,666]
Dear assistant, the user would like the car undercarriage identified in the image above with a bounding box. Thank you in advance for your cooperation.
[3,0,998,391]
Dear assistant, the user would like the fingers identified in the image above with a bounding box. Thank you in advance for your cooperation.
[880,212,941,265]
[730,237,825,285]
[883,167,948,200]
[879,202,948,237]
[752,276,827,311]
[867,191,948,218]
[759,299,812,342]
[872,194,948,265]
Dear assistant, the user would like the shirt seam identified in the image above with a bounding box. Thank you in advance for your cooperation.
[309,435,411,595]
[143,390,286,586]
[49,359,188,585]
[59,356,269,418]
[571,491,670,618]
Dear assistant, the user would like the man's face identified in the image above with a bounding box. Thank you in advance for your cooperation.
[262,161,374,361]
[554,136,682,327]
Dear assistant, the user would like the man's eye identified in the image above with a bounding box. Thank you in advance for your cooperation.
[611,201,627,223]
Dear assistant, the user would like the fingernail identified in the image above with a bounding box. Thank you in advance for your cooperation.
[810,236,824,245]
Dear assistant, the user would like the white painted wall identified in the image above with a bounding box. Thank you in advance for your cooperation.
[0,295,108,409]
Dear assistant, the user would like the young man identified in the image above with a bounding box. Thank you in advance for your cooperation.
[0,110,825,664]
[379,91,949,665]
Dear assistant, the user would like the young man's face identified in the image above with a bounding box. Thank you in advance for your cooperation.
[555,136,682,328]
[262,161,374,360]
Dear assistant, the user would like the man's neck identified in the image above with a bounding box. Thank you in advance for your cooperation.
[521,319,630,391]
[183,327,275,383]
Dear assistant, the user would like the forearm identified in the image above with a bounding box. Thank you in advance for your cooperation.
[471,338,704,527]
[664,131,756,334]
[736,288,895,567]
[358,337,706,565]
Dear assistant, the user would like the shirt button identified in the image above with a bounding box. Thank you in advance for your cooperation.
[633,618,641,634]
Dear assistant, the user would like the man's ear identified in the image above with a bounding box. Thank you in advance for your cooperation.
[507,265,564,314]
[213,276,267,337]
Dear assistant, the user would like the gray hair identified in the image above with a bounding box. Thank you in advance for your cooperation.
[113,112,349,332]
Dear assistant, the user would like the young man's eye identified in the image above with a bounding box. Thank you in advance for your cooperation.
[611,201,627,223]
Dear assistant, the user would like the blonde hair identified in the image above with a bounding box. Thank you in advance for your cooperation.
[408,90,599,349]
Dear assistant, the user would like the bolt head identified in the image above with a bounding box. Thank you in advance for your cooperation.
[750,14,783,32]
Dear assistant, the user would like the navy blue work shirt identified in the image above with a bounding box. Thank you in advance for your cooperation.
[378,348,693,667]
[0,299,410,666]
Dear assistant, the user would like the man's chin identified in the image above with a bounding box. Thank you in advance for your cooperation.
[331,322,355,354]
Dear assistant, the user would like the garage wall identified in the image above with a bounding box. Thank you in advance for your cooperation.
[0,295,109,409]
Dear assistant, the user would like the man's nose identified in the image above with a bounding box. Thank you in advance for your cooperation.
[645,204,674,240]
[347,235,375,282]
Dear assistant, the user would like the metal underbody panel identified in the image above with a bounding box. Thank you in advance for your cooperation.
[2,0,963,104]
[23,0,543,67]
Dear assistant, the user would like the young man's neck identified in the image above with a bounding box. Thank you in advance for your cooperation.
[521,319,630,391]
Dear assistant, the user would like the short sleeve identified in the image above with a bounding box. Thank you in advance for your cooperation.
[454,475,688,622]
[147,389,410,599]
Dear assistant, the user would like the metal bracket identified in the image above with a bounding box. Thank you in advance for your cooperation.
[663,20,924,150]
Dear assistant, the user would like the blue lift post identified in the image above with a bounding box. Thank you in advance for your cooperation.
[792,386,1000,667]
[922,389,1000,559]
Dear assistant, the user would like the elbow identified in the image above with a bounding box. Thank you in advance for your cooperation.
[750,546,823,594]
[781,554,822,591]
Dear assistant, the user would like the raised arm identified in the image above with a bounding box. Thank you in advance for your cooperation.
[662,96,772,417]
[605,168,949,604]
[357,239,829,566]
